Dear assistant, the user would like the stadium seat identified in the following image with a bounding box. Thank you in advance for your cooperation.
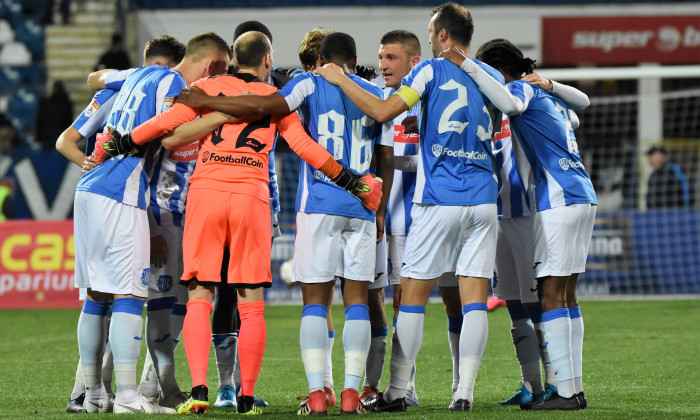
[7,86,39,131]
[0,66,20,94]
[0,40,31,65]
[13,18,42,59]
[4,0,24,28]
[14,64,43,84]
[16,0,44,16]
[0,18,14,44]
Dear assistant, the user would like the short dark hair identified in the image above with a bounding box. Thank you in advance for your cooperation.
[475,38,536,79]
[233,20,272,43]
[647,145,667,156]
[184,31,231,62]
[233,31,272,69]
[320,32,356,64]
[431,2,474,47]
[144,35,186,64]
[380,30,421,58]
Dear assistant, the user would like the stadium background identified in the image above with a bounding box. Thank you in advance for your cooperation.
[0,0,699,309]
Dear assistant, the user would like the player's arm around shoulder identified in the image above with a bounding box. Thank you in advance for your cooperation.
[439,48,523,116]
[315,64,406,123]
[176,86,291,118]
[161,112,234,150]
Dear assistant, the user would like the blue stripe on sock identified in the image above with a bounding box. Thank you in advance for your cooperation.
[399,305,426,314]
[462,303,487,314]
[447,315,463,334]
[112,297,145,316]
[527,306,543,323]
[328,329,335,339]
[172,304,187,316]
[147,297,176,312]
[568,306,582,319]
[371,327,389,338]
[542,308,570,322]
[82,300,112,316]
[507,304,530,321]
[302,304,328,319]
[344,304,370,320]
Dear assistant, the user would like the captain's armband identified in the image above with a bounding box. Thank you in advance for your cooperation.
[392,85,420,110]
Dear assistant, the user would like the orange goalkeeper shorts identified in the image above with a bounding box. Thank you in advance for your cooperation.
[181,186,272,288]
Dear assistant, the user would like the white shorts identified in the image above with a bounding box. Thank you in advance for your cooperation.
[293,213,376,283]
[402,203,497,280]
[369,233,388,290]
[533,204,597,278]
[494,216,538,303]
[74,191,150,297]
[148,224,188,305]
[387,234,405,286]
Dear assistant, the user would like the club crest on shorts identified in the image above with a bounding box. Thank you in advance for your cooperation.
[158,275,173,292]
[140,268,150,286]
[432,144,443,157]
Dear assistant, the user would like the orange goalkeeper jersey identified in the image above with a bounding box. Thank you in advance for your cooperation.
[131,72,333,203]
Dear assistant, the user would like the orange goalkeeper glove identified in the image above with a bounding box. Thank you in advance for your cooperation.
[94,127,142,164]
[332,168,383,212]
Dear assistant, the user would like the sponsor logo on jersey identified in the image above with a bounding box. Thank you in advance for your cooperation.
[83,100,100,117]
[157,275,173,292]
[201,152,264,168]
[170,142,199,162]
[559,158,585,171]
[313,170,332,183]
[236,136,266,153]
[163,97,175,111]
[140,268,150,286]
[492,118,511,142]
[432,144,488,160]
[394,124,420,144]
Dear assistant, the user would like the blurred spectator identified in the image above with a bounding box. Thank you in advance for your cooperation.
[95,33,132,71]
[42,0,71,25]
[646,145,692,209]
[36,80,73,151]
[0,112,19,155]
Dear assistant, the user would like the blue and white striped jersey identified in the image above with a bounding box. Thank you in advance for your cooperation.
[72,88,118,155]
[277,72,393,222]
[398,58,502,206]
[492,114,531,219]
[149,140,198,226]
[269,146,280,213]
[384,87,418,236]
[507,80,597,211]
[76,65,186,210]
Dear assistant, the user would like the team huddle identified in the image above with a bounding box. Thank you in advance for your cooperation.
[57,1,596,415]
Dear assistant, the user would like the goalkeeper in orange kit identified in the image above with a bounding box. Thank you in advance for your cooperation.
[175,32,394,415]
[95,31,384,415]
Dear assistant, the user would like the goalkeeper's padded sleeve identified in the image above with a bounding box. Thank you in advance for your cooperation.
[130,102,199,145]
[278,111,341,173]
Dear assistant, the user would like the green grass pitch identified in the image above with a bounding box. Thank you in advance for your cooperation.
[1,300,698,419]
